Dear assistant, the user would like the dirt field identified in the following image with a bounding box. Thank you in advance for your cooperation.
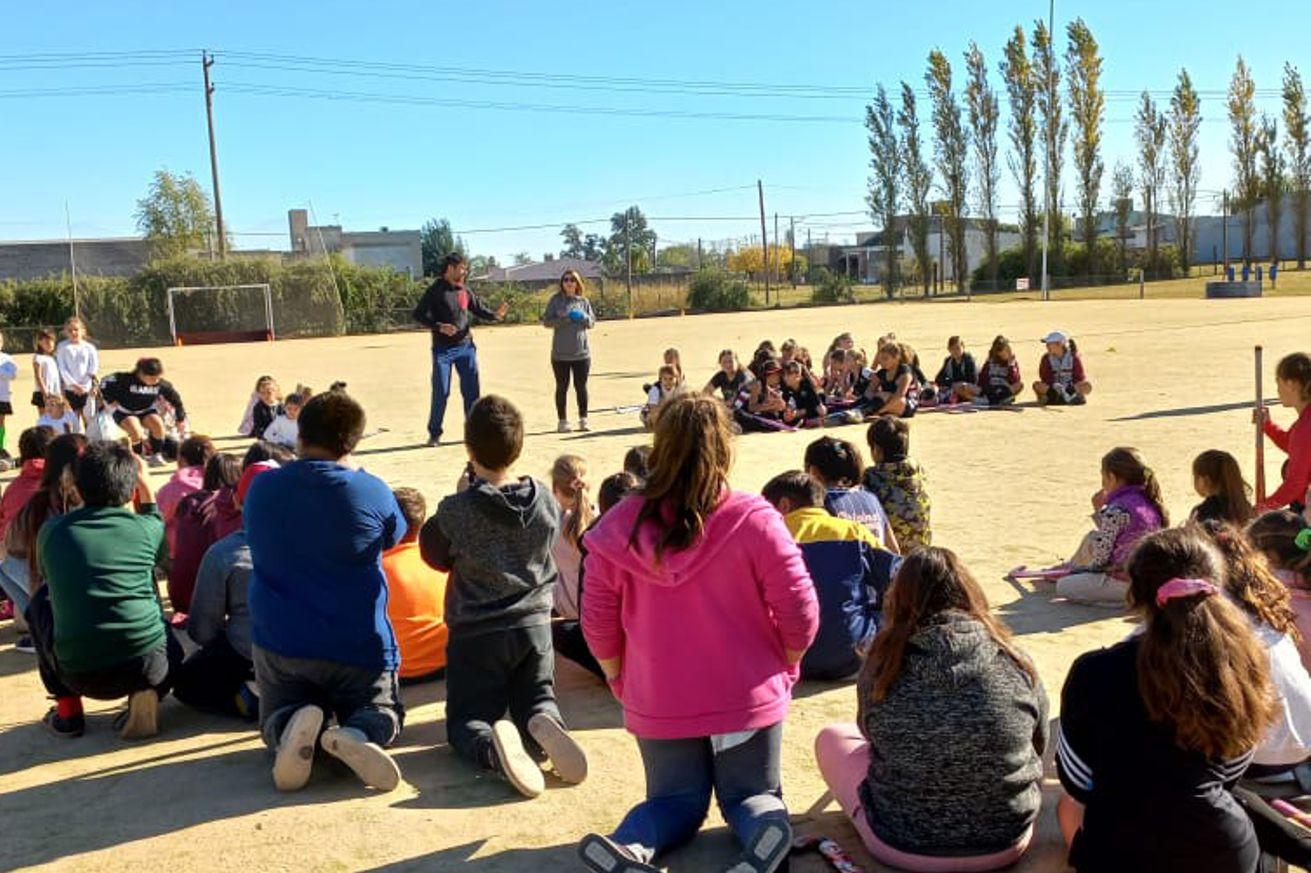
[3,293,1309,872]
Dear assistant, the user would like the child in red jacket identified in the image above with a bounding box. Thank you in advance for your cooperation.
[1257,352,1311,513]
[1033,330,1092,406]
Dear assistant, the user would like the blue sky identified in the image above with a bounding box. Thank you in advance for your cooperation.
[2,0,1301,261]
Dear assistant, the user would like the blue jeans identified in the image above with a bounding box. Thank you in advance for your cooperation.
[611,722,788,863]
[0,554,31,615]
[428,342,481,440]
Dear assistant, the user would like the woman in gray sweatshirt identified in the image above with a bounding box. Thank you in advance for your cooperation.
[541,269,596,433]
[815,547,1048,870]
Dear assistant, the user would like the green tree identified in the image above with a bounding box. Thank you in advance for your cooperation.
[1169,69,1202,272]
[1261,115,1286,262]
[898,82,934,295]
[1111,161,1134,275]
[1033,19,1067,272]
[965,41,1000,283]
[866,83,902,297]
[1134,92,1168,273]
[560,223,585,259]
[605,206,655,276]
[134,169,217,257]
[1065,18,1105,274]
[420,218,465,276]
[926,50,970,292]
[1001,25,1040,280]
[1229,57,1261,261]
[656,244,698,270]
[1284,63,1310,268]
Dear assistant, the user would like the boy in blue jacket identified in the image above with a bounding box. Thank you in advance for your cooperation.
[763,471,900,680]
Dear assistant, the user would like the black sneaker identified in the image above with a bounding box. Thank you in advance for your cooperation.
[14,635,35,654]
[577,833,659,873]
[1045,386,1063,405]
[42,708,85,739]
[1069,392,1087,405]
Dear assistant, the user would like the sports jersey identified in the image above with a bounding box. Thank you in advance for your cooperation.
[100,371,187,421]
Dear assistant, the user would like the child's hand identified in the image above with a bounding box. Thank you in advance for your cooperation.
[1254,406,1270,427]
[1091,489,1107,510]
[495,301,510,320]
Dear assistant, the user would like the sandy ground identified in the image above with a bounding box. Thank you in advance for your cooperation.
[2,294,1309,872]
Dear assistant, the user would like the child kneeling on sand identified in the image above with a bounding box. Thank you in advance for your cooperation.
[245,390,409,792]
[421,395,587,798]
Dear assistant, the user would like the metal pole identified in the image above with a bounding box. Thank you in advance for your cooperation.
[773,212,779,289]
[202,51,226,259]
[1040,0,1055,301]
[1222,190,1230,273]
[789,216,797,287]
[64,201,80,320]
[758,180,770,305]
[624,213,632,315]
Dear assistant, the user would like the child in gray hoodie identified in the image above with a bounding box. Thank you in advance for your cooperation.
[420,395,588,798]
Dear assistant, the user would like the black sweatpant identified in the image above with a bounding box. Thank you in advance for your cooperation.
[445,622,561,768]
[551,620,606,680]
[26,584,181,701]
[173,635,255,717]
[253,645,403,749]
[551,358,591,420]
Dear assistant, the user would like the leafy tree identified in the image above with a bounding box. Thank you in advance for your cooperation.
[1229,57,1261,261]
[560,223,585,259]
[1112,161,1134,275]
[926,50,970,292]
[468,253,499,275]
[866,83,902,297]
[655,244,698,270]
[1033,19,1067,272]
[1001,25,1040,280]
[1260,116,1286,262]
[511,251,533,266]
[134,169,218,257]
[1169,69,1202,272]
[1134,92,1168,273]
[605,206,655,276]
[1284,63,1310,268]
[726,245,806,278]
[965,41,1000,283]
[420,218,465,276]
[898,82,934,295]
[1066,18,1105,273]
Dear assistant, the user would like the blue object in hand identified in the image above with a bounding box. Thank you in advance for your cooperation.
[568,309,586,323]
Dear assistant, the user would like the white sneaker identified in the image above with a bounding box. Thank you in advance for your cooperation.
[577,418,590,432]
[320,726,401,791]
[273,705,324,792]
[557,420,573,433]
[147,453,166,468]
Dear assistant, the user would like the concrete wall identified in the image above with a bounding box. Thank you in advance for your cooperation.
[341,231,422,277]
[0,238,151,281]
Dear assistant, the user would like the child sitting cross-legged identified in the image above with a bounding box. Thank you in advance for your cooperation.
[815,547,1048,871]
[862,416,933,553]
[763,471,899,680]
[421,395,587,798]
[383,487,448,684]
[262,392,304,451]
[29,441,184,739]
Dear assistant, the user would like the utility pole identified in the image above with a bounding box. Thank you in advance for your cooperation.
[1222,189,1230,273]
[757,179,770,304]
[1039,0,1055,301]
[773,212,780,290]
[697,237,703,270]
[202,51,226,259]
[65,201,80,319]
[789,216,797,287]
[624,212,633,314]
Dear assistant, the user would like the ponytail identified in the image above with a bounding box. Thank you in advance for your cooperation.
[1103,446,1169,526]
[1248,510,1311,577]
[551,454,594,549]
[1068,337,1079,356]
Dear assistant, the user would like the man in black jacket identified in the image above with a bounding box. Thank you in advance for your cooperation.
[413,253,508,445]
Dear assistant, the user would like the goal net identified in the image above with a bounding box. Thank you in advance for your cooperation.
[166,284,275,346]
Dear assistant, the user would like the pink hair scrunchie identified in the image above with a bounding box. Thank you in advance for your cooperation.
[1155,577,1218,608]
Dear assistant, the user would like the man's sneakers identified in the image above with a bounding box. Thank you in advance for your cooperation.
[273,704,324,792]
[115,689,159,740]
[320,726,401,791]
[723,818,794,873]
[41,708,85,739]
[527,712,588,784]
[490,719,546,798]
[577,833,659,873]
[425,436,442,447]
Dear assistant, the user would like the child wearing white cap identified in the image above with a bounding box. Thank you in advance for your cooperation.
[1034,331,1092,406]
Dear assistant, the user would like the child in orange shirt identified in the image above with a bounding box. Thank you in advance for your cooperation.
[383,488,448,683]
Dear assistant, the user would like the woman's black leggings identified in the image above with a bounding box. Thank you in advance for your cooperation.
[552,358,591,419]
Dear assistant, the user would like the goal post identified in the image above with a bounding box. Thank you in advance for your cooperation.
[166,284,275,346]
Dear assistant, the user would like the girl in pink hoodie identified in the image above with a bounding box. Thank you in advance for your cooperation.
[579,394,819,873]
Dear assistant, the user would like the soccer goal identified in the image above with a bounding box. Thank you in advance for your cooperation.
[166,284,275,346]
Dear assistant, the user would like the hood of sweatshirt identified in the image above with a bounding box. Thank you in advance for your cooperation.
[901,610,1004,690]
[583,489,773,588]
[465,476,549,528]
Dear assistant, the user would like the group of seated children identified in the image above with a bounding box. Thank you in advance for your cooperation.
[647,329,1094,435]
[237,375,310,449]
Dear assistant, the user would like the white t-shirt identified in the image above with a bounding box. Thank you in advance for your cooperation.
[0,353,17,403]
[37,411,82,435]
[1253,621,1311,766]
[262,414,299,448]
[55,340,99,391]
[34,353,61,396]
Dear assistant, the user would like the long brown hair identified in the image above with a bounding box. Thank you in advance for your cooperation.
[1127,528,1276,760]
[863,547,1037,701]
[550,454,595,549]
[1197,520,1298,639]
[559,269,586,295]
[1103,446,1169,526]
[630,394,733,559]
[1247,510,1311,578]
[1192,449,1253,524]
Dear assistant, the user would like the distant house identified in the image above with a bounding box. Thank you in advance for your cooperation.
[810,216,1021,285]
[287,209,422,277]
[477,256,604,284]
[0,237,152,282]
